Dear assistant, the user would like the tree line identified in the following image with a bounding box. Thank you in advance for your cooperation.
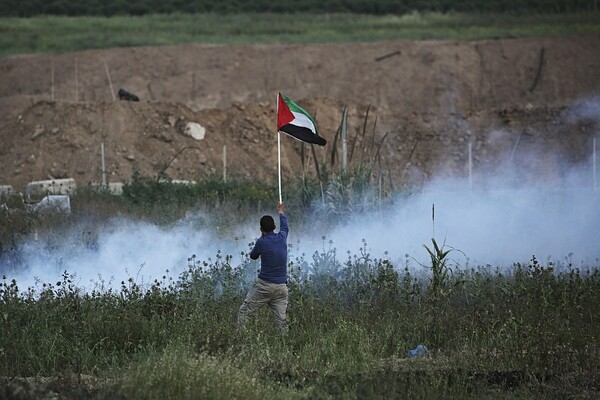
[0,0,597,17]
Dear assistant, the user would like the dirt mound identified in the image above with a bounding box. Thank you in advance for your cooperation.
[1,98,596,192]
[1,37,599,191]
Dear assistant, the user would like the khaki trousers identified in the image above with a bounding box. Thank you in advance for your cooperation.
[237,278,288,333]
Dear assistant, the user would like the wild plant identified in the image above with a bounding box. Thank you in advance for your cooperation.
[420,238,464,294]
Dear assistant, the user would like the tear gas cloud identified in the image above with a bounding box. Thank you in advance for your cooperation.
[2,100,599,290]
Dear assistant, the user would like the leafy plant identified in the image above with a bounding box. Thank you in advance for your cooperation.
[420,238,466,294]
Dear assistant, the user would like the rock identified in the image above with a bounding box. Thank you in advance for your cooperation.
[198,154,207,164]
[32,125,45,139]
[50,168,67,179]
[27,154,36,163]
[184,122,206,141]
[151,131,173,143]
[51,127,60,134]
[126,154,135,161]
[167,115,176,127]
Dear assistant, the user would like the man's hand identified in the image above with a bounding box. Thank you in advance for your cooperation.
[277,202,286,214]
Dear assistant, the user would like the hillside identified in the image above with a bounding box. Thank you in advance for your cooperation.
[1,36,599,192]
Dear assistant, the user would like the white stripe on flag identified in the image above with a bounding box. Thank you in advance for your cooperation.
[290,111,316,134]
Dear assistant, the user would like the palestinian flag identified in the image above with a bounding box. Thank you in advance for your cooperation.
[277,93,327,146]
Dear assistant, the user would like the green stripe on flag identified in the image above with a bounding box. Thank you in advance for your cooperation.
[281,94,317,132]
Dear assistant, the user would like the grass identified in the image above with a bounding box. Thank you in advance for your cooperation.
[1,175,599,397]
[1,242,599,398]
[121,342,307,399]
[1,11,599,57]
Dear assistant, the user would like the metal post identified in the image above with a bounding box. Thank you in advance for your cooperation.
[432,203,435,239]
[101,142,107,186]
[468,142,473,190]
[222,145,227,183]
[51,60,55,101]
[341,106,348,170]
[594,137,597,192]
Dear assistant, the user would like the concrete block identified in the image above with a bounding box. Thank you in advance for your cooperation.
[26,178,77,198]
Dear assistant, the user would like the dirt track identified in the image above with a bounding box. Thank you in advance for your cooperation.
[1,37,599,192]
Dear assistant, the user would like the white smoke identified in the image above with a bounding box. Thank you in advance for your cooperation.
[4,215,259,291]
[322,178,599,270]
[3,175,598,292]
[569,95,600,122]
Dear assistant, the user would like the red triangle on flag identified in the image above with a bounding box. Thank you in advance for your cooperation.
[277,93,295,130]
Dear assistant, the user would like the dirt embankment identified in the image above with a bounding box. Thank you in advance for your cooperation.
[0,37,599,191]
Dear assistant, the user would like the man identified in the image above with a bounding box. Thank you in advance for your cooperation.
[237,202,289,333]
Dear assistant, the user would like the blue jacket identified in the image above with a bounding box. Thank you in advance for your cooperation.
[250,213,288,284]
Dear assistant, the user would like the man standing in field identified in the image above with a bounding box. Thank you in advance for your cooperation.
[237,202,289,334]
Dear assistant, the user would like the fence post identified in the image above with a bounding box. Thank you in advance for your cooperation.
[223,145,227,183]
[468,142,473,190]
[594,137,597,192]
[51,60,55,101]
[341,106,348,170]
[104,62,116,102]
[101,142,107,186]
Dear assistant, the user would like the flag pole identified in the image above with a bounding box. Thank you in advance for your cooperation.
[278,130,282,204]
[277,93,282,203]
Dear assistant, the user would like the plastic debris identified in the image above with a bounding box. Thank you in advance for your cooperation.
[408,344,429,358]
[33,195,71,214]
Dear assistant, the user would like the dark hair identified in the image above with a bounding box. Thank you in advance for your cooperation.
[260,215,276,233]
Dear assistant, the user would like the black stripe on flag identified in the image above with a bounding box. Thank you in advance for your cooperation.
[279,124,327,146]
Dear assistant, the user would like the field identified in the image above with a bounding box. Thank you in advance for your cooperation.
[1,6,600,399]
[1,12,600,57]
[1,176,600,398]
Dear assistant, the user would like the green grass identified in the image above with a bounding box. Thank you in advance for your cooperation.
[1,12,599,57]
[121,342,307,399]
[1,246,599,398]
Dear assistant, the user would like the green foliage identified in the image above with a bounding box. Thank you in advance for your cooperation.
[2,12,600,57]
[318,164,392,216]
[123,172,272,207]
[0,194,37,255]
[421,238,464,293]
